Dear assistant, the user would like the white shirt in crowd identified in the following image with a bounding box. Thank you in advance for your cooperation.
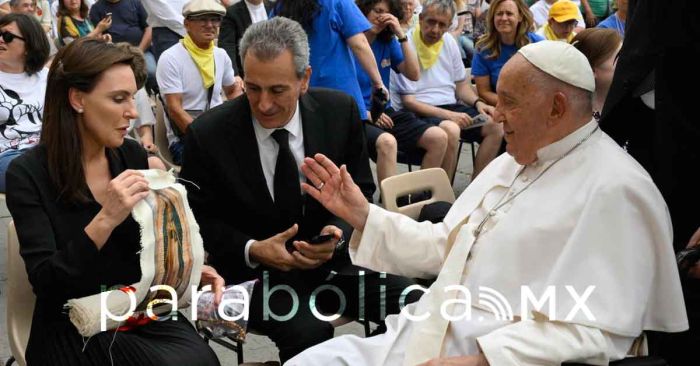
[140,0,188,36]
[155,42,235,146]
[391,30,466,110]
[530,0,586,29]
[244,0,268,24]
[0,68,48,153]
[127,88,156,135]
[245,103,306,268]
[287,121,688,365]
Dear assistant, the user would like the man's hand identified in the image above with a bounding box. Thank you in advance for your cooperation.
[376,113,394,129]
[446,111,473,128]
[418,354,489,366]
[293,225,341,262]
[684,226,700,279]
[301,154,370,231]
[476,103,495,118]
[249,224,329,271]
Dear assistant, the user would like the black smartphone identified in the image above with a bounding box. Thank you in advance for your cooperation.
[285,234,335,253]
[308,233,335,244]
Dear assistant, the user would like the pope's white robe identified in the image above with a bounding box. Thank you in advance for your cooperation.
[286,121,688,366]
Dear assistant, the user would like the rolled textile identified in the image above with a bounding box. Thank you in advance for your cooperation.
[66,169,205,337]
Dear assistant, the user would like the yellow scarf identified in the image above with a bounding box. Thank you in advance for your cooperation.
[412,24,444,70]
[542,23,576,43]
[181,34,216,88]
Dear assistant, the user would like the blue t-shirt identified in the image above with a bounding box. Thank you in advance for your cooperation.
[471,32,544,91]
[89,0,148,46]
[355,37,404,111]
[273,0,371,119]
[597,13,625,37]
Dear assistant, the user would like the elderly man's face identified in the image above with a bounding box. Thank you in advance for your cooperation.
[418,7,452,45]
[13,0,36,14]
[184,14,222,45]
[400,0,415,22]
[243,49,311,129]
[494,56,552,165]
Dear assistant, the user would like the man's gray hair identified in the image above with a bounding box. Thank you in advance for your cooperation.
[420,0,456,18]
[238,17,310,79]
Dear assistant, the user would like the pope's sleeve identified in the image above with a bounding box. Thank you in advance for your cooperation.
[476,320,636,365]
[348,204,451,279]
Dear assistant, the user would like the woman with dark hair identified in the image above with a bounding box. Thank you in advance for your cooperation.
[57,0,111,46]
[5,37,223,366]
[571,28,622,119]
[272,0,386,121]
[471,0,542,105]
[0,13,50,192]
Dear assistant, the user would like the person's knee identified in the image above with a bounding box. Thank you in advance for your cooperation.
[375,133,397,157]
[148,156,167,170]
[438,121,461,141]
[419,127,448,151]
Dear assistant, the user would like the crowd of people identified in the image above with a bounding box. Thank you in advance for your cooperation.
[1,0,699,365]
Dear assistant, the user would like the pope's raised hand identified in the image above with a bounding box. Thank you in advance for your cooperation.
[301,154,369,231]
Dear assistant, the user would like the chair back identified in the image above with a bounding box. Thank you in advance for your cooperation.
[0,193,10,218]
[380,168,456,219]
[6,221,35,366]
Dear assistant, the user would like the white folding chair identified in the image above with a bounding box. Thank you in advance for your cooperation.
[5,221,35,366]
[380,168,456,219]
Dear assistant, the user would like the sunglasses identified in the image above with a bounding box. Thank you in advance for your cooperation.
[0,30,26,43]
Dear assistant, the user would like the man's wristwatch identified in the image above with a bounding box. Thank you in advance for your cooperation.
[334,235,347,255]
[397,34,408,43]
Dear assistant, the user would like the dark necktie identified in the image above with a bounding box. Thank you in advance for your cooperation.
[271,129,302,224]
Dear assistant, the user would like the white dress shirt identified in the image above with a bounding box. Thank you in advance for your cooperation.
[244,0,268,24]
[245,102,305,268]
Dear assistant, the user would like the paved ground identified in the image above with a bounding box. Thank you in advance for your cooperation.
[0,145,475,365]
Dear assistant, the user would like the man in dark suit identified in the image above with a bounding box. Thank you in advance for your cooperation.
[181,17,419,362]
[601,0,700,363]
[218,0,270,77]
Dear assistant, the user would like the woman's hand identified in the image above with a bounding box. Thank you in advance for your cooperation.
[200,265,225,306]
[379,13,403,38]
[99,170,150,227]
[86,170,149,249]
[301,154,370,231]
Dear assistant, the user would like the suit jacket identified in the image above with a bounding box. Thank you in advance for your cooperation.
[600,0,700,252]
[218,1,272,77]
[180,88,375,283]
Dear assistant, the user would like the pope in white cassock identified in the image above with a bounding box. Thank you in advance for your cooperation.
[288,41,688,366]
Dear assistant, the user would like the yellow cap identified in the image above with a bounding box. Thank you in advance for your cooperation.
[549,1,579,23]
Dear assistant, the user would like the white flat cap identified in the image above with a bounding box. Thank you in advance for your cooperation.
[182,0,226,17]
[517,41,595,92]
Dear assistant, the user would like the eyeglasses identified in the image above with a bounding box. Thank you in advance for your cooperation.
[187,15,223,25]
[0,30,26,43]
